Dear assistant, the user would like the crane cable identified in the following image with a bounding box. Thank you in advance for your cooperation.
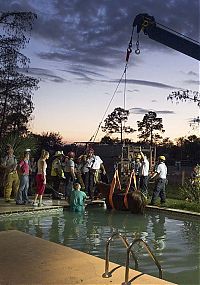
[89,64,128,142]
[90,26,135,143]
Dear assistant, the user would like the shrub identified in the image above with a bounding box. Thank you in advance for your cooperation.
[179,179,200,203]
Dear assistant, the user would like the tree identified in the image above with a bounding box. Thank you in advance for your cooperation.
[0,12,38,139]
[168,90,200,107]
[100,135,114,145]
[137,111,165,145]
[0,131,37,160]
[34,132,64,154]
[159,137,174,147]
[168,89,200,130]
[190,116,200,132]
[101,107,135,143]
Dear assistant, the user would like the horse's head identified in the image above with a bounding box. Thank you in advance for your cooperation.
[96,182,110,198]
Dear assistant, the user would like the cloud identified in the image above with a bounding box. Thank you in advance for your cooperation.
[129,107,175,115]
[1,0,199,75]
[62,66,104,78]
[19,67,69,83]
[37,46,121,68]
[109,79,178,89]
[156,110,175,115]
[187,71,199,77]
[127,89,139,92]
[184,80,200,85]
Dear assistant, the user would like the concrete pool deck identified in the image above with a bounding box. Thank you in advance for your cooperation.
[0,230,176,285]
[0,197,66,217]
[0,197,107,217]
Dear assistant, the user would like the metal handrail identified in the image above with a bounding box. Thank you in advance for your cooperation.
[122,238,163,285]
[102,232,139,278]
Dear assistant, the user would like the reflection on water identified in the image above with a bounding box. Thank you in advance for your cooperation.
[0,208,199,285]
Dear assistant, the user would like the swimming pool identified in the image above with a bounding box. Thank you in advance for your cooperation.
[0,208,199,285]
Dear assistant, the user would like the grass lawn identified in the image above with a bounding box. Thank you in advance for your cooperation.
[148,198,200,213]
[148,183,200,213]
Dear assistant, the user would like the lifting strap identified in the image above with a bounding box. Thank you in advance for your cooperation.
[108,169,121,209]
[124,170,137,209]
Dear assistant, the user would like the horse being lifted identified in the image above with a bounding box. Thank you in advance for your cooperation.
[96,175,147,215]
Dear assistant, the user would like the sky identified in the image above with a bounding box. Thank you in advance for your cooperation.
[0,0,199,143]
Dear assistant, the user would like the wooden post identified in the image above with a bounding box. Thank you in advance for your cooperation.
[181,170,185,186]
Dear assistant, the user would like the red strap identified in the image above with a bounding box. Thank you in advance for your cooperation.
[116,169,121,191]
[109,169,121,209]
[124,171,137,209]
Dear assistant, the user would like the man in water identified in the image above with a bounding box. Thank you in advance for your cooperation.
[70,183,87,212]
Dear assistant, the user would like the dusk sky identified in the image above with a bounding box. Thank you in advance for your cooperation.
[1,0,199,142]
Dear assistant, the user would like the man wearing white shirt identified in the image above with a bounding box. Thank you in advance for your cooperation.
[149,155,167,205]
[139,150,149,197]
[85,148,106,200]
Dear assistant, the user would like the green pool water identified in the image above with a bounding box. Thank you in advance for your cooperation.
[0,208,199,285]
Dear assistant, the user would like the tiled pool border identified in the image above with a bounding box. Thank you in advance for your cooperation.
[0,206,63,219]
[0,202,199,220]
[146,205,200,219]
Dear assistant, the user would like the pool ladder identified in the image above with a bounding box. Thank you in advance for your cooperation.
[102,232,163,285]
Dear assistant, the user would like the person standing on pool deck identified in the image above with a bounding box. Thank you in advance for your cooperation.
[16,150,31,205]
[139,149,150,198]
[85,148,106,200]
[33,150,49,207]
[1,144,19,202]
[149,156,167,205]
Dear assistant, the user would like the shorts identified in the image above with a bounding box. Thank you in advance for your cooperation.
[36,174,46,195]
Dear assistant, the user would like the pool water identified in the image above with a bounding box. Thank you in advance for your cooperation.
[0,208,199,285]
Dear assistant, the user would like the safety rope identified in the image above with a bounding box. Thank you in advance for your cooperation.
[124,170,137,209]
[108,168,121,209]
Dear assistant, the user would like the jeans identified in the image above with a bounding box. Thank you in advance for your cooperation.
[16,175,29,204]
[84,170,95,199]
[140,176,149,196]
[64,172,74,198]
[151,178,167,204]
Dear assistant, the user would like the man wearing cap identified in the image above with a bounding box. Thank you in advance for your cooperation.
[149,156,168,205]
[64,151,76,200]
[1,145,19,202]
[51,150,65,198]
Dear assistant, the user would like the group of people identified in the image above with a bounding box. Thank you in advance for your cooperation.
[0,143,169,211]
[131,150,150,197]
[50,148,106,201]
[0,145,106,212]
[131,150,168,205]
[0,145,49,207]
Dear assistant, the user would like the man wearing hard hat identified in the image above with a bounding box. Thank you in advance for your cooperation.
[1,145,19,202]
[51,150,65,198]
[149,155,168,205]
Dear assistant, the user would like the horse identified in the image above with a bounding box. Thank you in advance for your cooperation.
[96,182,146,214]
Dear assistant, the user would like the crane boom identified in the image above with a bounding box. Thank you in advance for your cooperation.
[133,13,200,61]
